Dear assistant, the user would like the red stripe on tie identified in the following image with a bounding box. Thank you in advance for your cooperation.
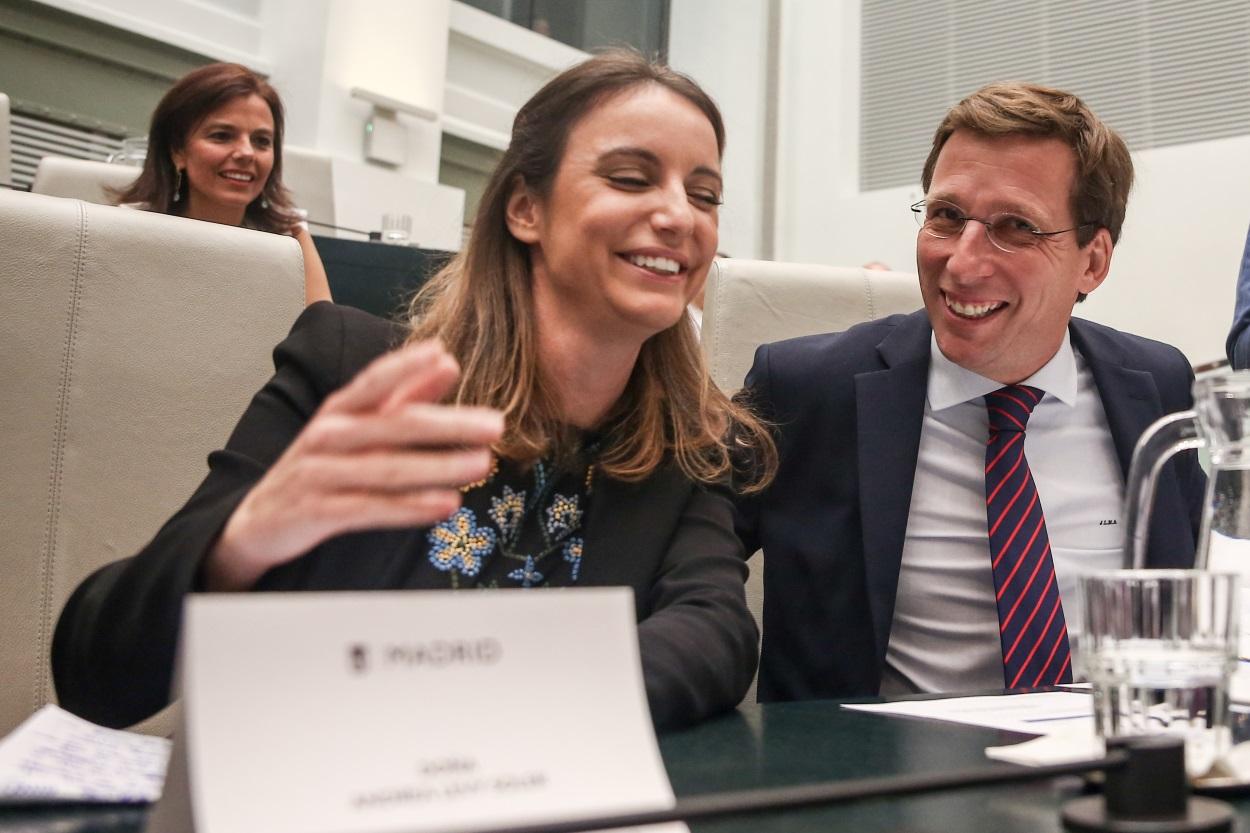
[986,451,1025,507]
[1014,385,1040,404]
[991,489,1038,549]
[998,541,1051,631]
[1030,622,1069,688]
[1009,595,1062,689]
[985,431,1024,474]
[988,406,1025,430]
[995,390,1033,413]
[1003,570,1057,663]
[995,523,1048,604]
[1054,652,1072,684]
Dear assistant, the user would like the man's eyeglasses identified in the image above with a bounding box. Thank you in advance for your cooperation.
[911,199,1093,253]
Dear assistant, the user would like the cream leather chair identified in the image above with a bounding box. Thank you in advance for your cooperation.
[702,258,923,392]
[30,156,139,205]
[0,190,304,734]
[701,257,923,701]
[0,94,11,187]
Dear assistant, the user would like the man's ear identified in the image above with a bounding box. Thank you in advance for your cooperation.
[1077,226,1113,298]
[505,177,541,244]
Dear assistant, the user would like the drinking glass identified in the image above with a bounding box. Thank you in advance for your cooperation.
[107,136,148,166]
[1078,569,1239,777]
[380,213,412,245]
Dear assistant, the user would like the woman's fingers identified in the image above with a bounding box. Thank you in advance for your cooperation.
[316,489,467,533]
[378,352,461,415]
[322,339,456,416]
[207,339,506,591]
[205,486,467,591]
[293,447,495,492]
[300,404,504,454]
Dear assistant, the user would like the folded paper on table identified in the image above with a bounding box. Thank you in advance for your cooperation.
[843,691,1094,736]
[0,704,169,804]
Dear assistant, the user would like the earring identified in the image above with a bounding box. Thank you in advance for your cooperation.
[172,168,183,203]
[260,195,270,210]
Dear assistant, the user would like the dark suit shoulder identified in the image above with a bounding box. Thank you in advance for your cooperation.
[750,311,925,401]
[1071,317,1189,368]
[274,301,411,395]
[1070,317,1194,407]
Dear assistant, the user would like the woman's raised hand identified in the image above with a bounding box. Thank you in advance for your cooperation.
[204,340,503,591]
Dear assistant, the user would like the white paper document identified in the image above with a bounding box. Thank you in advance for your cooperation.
[0,704,170,803]
[151,589,684,833]
[842,691,1094,736]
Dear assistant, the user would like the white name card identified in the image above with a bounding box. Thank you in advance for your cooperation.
[148,589,683,833]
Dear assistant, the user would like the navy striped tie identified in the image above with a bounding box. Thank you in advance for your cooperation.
[984,385,1072,689]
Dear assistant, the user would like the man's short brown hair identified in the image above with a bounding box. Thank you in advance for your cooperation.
[920,81,1133,246]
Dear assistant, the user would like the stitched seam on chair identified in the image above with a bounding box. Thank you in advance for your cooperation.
[862,270,876,319]
[37,201,88,709]
[709,259,725,378]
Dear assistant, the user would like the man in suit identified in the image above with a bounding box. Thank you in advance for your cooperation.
[736,82,1205,702]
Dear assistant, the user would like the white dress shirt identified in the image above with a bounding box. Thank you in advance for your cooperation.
[880,331,1125,695]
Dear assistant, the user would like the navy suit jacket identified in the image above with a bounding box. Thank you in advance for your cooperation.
[735,310,1206,702]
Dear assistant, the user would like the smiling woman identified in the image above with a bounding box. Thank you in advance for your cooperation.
[53,51,777,734]
[115,63,331,305]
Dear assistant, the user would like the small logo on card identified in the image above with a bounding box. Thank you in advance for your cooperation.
[348,643,369,674]
[1099,519,1118,526]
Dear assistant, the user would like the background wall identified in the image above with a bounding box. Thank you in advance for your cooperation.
[679,0,1248,366]
[666,0,771,261]
[13,0,1250,363]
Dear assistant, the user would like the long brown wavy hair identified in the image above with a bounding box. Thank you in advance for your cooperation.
[114,62,300,234]
[406,50,776,492]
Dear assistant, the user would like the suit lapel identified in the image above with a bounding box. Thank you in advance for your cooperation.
[855,312,931,663]
[1069,319,1164,479]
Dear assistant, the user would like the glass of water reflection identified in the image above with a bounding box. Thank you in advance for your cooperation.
[1078,569,1239,778]
[380,213,412,245]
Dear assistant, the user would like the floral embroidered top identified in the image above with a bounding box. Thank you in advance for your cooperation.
[424,442,597,590]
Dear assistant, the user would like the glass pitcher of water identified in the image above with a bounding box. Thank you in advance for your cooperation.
[1123,370,1250,573]
[1096,370,1250,770]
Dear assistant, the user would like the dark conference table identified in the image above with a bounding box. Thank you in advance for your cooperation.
[4,695,1249,833]
[314,235,451,319]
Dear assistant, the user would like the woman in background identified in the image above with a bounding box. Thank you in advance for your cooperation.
[116,62,331,304]
[55,51,774,732]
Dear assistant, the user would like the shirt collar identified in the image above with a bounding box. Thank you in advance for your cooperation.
[927,328,1078,411]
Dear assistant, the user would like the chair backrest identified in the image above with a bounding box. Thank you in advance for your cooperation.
[0,190,304,734]
[283,145,335,230]
[0,93,11,188]
[30,156,139,205]
[700,257,923,701]
[702,258,924,393]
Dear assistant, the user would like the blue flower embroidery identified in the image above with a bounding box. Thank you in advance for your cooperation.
[563,537,584,582]
[507,556,544,587]
[427,508,496,577]
[488,486,526,538]
[545,493,582,538]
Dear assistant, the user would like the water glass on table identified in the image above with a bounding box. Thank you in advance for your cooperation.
[380,213,412,245]
[1078,569,1240,778]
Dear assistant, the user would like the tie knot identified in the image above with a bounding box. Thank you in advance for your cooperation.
[984,384,1043,433]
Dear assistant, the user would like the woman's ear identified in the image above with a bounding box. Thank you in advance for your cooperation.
[170,148,185,172]
[505,177,541,244]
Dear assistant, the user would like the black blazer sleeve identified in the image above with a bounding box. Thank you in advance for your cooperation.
[52,303,396,728]
[637,481,758,731]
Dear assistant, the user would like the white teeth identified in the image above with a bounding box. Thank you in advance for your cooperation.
[946,296,1004,319]
[221,172,254,181]
[628,254,681,274]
